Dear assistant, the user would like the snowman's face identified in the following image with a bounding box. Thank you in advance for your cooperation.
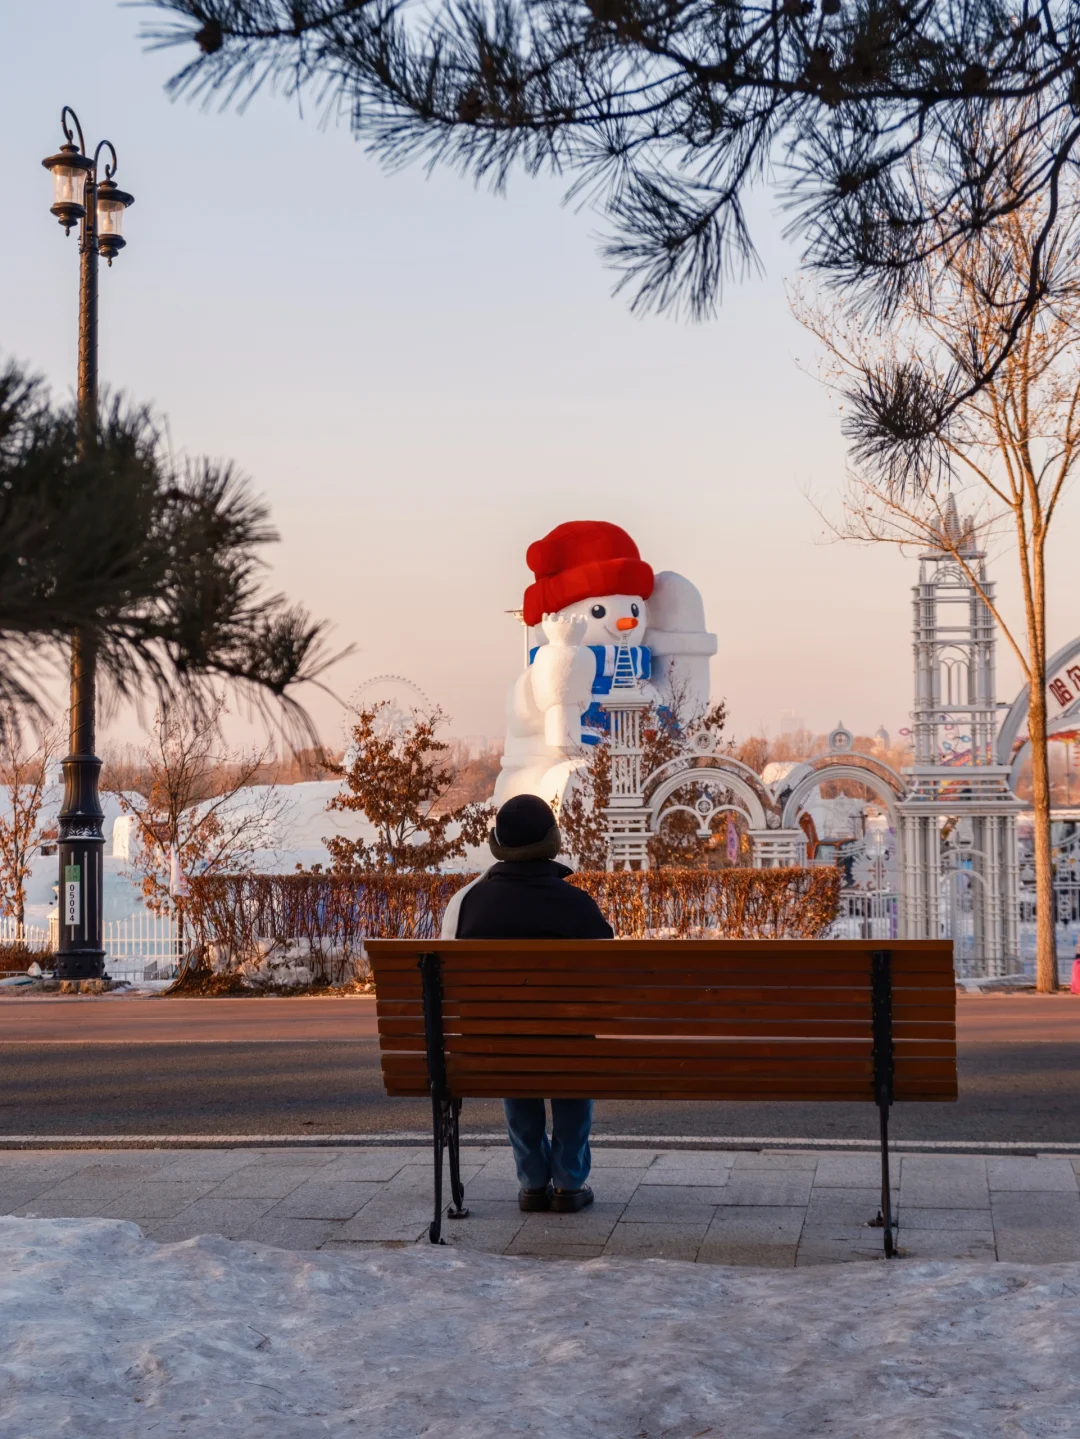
[552,594,649,647]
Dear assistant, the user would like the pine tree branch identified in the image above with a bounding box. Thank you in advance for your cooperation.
[0,355,346,745]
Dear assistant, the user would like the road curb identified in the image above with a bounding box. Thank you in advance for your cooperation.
[2,1133,1079,1156]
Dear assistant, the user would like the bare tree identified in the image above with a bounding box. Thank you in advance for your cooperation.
[794,166,1080,991]
[437,739,504,810]
[105,696,287,920]
[0,713,60,932]
[100,741,154,799]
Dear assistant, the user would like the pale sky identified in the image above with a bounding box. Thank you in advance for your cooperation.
[2,1,1076,754]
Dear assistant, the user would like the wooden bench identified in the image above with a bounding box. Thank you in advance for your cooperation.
[366,938,957,1254]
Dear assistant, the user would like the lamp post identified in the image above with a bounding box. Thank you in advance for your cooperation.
[42,108,134,983]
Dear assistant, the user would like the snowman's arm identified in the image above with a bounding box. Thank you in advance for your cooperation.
[507,669,538,733]
[529,643,595,751]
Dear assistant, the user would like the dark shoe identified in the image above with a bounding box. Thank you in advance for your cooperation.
[551,1184,594,1213]
[518,1185,552,1212]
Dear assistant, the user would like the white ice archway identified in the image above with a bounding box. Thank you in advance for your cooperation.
[778,754,907,831]
[996,635,1080,786]
[644,756,772,835]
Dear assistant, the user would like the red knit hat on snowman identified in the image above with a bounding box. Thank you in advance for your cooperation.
[522,521,655,628]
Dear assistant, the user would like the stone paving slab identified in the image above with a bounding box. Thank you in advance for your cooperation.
[896,1228,997,1261]
[274,1179,385,1219]
[987,1156,1080,1192]
[812,1152,901,1188]
[896,1205,993,1231]
[720,1170,815,1206]
[4,1145,1080,1265]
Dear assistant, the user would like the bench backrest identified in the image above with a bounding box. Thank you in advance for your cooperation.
[366,939,957,1104]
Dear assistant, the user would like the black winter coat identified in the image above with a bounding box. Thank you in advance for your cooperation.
[453,860,614,941]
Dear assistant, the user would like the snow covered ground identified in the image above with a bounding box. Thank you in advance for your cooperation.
[2,1216,1077,1437]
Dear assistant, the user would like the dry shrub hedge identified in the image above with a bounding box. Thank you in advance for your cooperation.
[0,942,52,974]
[186,867,840,985]
[572,867,842,941]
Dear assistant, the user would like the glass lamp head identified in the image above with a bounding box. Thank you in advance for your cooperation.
[41,144,93,233]
[95,179,134,263]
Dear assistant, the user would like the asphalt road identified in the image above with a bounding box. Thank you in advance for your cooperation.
[2,995,1078,1145]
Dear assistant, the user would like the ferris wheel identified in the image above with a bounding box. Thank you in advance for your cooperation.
[345,674,431,741]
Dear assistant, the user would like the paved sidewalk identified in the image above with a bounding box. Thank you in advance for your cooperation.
[3,1146,1080,1265]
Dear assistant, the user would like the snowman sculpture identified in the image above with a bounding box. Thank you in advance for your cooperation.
[494,521,718,806]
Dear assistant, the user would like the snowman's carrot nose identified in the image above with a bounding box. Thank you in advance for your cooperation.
[616,617,638,631]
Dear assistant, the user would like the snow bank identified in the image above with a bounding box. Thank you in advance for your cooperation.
[1,1217,1077,1437]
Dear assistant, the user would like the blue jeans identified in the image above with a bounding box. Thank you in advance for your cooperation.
[503,1098,593,1191]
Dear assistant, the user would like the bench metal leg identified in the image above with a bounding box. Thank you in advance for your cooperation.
[428,1096,469,1244]
[876,1098,895,1258]
[446,1097,469,1220]
[871,948,897,1258]
[429,1092,447,1244]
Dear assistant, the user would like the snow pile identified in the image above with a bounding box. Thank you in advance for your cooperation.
[233,936,314,989]
[2,1218,1078,1437]
[213,936,354,987]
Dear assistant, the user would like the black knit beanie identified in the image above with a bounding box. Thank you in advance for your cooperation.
[489,794,562,862]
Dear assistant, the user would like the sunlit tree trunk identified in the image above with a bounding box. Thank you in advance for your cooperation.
[1028,688,1057,990]
[1022,525,1057,992]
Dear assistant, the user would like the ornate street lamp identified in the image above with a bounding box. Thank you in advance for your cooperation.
[41,107,135,983]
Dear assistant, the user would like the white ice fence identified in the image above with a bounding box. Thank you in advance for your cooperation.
[104,912,186,983]
[0,918,51,952]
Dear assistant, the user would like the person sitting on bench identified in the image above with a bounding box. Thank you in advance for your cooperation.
[441,794,614,1212]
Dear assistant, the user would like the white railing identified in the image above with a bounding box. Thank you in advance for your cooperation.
[1018,884,1079,984]
[104,911,185,982]
[0,918,50,951]
[826,891,899,942]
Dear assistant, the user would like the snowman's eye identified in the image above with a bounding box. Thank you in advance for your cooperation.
[590,604,606,619]
[631,603,640,618]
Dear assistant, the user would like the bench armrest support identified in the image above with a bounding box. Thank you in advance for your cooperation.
[418,950,468,1242]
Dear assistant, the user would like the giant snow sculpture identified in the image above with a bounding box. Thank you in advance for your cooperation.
[494,521,718,806]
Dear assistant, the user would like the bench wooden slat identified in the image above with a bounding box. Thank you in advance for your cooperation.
[385,1082,880,1093]
[369,949,953,979]
[385,1076,960,1093]
[378,977,951,998]
[370,954,891,975]
[443,1057,878,1077]
[375,999,955,1024]
[375,973,881,996]
[376,980,879,1002]
[379,1076,954,1093]
[375,987,952,1005]
[380,1050,954,1076]
[381,1060,955,1082]
[382,1083,957,1102]
[367,938,952,957]
[375,1017,953,1042]
[379,1035,957,1059]
[374,972,954,993]
[445,1058,954,1080]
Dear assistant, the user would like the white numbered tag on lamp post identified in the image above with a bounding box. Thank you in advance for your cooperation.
[64,863,81,926]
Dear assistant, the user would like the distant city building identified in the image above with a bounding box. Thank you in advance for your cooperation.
[779,709,807,737]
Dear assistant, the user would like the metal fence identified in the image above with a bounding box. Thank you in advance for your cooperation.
[1017,885,1079,985]
[825,891,899,942]
[104,911,185,982]
[0,918,51,952]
